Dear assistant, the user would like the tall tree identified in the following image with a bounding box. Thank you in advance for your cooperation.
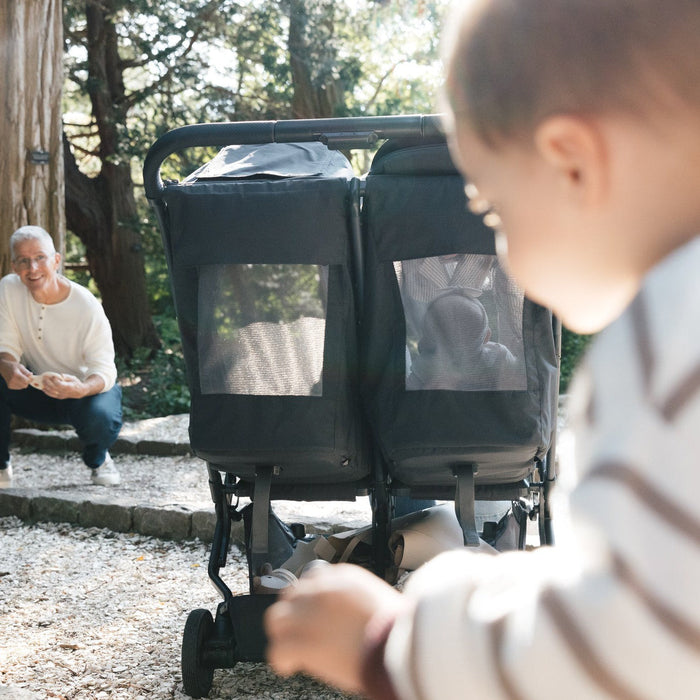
[63,0,248,356]
[0,0,64,273]
[62,0,449,357]
[63,0,161,357]
[287,0,349,119]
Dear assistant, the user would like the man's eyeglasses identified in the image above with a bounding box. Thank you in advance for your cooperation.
[13,254,51,270]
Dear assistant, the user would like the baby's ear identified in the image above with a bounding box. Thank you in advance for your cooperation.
[534,115,607,206]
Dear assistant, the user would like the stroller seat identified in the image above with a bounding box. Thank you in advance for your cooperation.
[161,142,369,486]
[361,137,559,539]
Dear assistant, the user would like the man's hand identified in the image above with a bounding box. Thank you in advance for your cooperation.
[0,356,33,390]
[39,373,88,400]
[264,563,410,694]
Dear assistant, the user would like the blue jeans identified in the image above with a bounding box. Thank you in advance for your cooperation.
[0,379,122,469]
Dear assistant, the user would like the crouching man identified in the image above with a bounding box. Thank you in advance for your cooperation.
[0,226,122,487]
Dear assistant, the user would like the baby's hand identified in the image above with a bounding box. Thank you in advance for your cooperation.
[265,563,410,694]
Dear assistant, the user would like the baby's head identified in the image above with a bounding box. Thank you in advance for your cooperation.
[444,0,700,147]
[421,293,490,356]
[443,0,700,333]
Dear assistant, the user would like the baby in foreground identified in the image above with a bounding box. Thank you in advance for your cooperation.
[265,1,700,698]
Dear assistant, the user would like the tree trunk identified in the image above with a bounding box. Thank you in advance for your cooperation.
[0,0,64,273]
[288,0,343,119]
[64,0,160,357]
[64,137,160,358]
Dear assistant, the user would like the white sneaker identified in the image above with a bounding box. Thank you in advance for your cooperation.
[91,453,120,486]
[0,460,12,489]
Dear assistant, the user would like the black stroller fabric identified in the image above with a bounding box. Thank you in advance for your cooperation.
[361,140,559,487]
[161,143,368,484]
[145,124,561,695]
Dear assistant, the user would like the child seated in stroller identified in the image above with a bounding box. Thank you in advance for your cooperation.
[406,291,519,391]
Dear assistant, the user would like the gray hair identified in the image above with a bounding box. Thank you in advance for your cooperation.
[10,226,56,260]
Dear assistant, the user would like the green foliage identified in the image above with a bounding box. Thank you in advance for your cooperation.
[61,0,456,417]
[62,232,96,292]
[209,264,325,329]
[117,316,190,420]
[138,213,176,317]
[64,0,451,181]
[560,326,594,393]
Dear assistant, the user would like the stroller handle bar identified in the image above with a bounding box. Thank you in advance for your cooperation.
[143,113,445,200]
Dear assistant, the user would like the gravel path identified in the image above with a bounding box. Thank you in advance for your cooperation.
[0,516,355,700]
[1,402,571,698]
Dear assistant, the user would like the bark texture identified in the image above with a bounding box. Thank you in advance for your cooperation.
[0,0,65,272]
[288,0,344,119]
[63,0,160,357]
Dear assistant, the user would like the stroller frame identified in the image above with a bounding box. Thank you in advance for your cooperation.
[144,114,561,698]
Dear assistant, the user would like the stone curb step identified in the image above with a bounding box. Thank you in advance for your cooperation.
[0,489,224,544]
[0,487,352,547]
[2,415,371,548]
[11,428,191,457]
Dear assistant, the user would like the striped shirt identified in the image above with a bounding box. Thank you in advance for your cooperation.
[377,236,700,700]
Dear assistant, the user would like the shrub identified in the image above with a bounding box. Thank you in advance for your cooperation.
[560,326,594,393]
[117,315,190,420]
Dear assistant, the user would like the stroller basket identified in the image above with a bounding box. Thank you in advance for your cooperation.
[143,115,560,698]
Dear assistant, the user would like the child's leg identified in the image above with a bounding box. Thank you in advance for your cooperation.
[67,385,123,468]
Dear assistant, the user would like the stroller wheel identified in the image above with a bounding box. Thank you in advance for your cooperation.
[182,608,215,698]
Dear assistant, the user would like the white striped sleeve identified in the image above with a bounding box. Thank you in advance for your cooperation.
[383,239,700,700]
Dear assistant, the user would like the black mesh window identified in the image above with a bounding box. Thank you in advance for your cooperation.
[394,254,527,391]
[197,263,328,396]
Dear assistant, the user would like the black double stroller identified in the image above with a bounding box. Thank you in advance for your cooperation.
[143,115,560,698]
